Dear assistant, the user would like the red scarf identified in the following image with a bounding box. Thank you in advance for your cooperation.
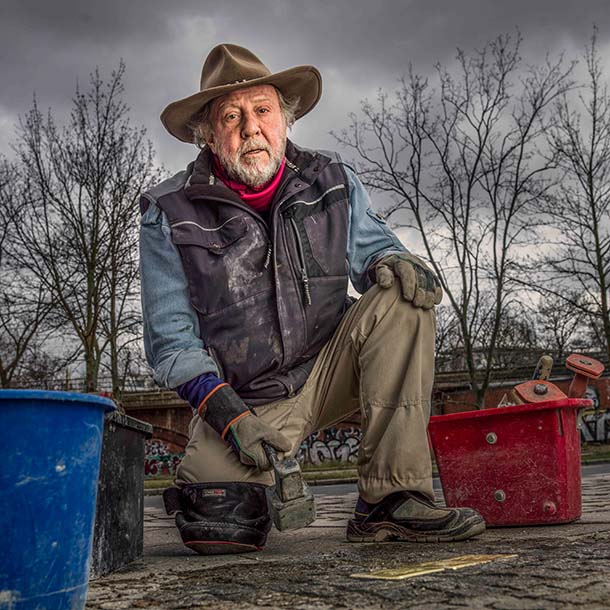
[213,155,285,214]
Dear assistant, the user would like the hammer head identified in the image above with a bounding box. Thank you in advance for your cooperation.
[268,482,316,531]
[265,453,316,531]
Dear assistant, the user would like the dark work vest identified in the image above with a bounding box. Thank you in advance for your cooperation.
[141,141,352,405]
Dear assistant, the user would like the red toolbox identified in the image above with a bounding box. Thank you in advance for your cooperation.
[428,398,592,526]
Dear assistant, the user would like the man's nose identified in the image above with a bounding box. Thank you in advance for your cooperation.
[241,111,261,139]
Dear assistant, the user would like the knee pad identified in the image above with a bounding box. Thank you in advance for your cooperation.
[163,482,271,555]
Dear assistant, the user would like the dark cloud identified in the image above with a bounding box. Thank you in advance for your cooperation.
[2,0,610,172]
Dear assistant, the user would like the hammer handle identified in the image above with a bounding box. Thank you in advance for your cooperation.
[262,441,279,466]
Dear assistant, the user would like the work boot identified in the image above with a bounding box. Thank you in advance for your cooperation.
[346,491,486,543]
[163,482,271,555]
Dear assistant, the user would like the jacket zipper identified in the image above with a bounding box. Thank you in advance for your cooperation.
[263,242,272,269]
[284,212,312,306]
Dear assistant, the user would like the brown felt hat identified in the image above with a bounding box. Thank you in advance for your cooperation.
[161,43,322,143]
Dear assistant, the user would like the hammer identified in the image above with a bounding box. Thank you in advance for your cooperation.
[263,443,316,531]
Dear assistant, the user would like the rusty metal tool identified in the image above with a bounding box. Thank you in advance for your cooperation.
[566,354,604,398]
[263,443,316,531]
[512,354,564,403]
[499,354,560,406]
[532,355,553,381]
[512,379,567,403]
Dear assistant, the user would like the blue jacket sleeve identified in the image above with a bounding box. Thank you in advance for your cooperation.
[344,166,408,294]
[139,199,221,389]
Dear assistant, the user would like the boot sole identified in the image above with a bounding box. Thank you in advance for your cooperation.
[346,517,486,543]
[185,540,263,555]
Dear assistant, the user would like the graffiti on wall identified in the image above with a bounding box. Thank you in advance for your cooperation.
[580,411,610,443]
[296,426,362,466]
[145,439,184,477]
[143,428,363,476]
[578,386,610,442]
[584,385,601,410]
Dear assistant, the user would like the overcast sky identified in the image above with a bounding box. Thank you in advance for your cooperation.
[2,0,610,177]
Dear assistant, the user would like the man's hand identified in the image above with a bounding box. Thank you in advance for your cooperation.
[373,253,442,309]
[200,383,291,471]
[225,413,291,470]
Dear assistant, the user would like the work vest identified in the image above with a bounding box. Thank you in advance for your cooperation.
[142,141,352,405]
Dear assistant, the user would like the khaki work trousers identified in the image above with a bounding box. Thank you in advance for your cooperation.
[176,283,435,503]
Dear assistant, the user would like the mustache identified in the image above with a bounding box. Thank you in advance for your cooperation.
[239,140,272,156]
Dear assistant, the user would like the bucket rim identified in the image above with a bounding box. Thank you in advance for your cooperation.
[0,389,117,412]
[430,397,592,424]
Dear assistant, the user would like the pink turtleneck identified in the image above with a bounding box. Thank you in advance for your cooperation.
[213,155,286,214]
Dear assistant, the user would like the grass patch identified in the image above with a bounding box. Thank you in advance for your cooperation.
[144,477,174,489]
[581,443,610,463]
[301,459,356,472]
[304,469,357,482]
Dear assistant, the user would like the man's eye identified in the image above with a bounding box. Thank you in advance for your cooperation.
[258,108,270,114]
[225,113,238,121]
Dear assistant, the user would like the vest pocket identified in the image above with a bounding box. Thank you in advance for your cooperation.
[200,288,283,398]
[302,199,349,277]
[170,216,248,253]
[170,216,269,315]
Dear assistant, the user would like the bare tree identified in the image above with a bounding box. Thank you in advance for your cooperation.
[12,62,162,394]
[488,300,537,370]
[434,304,463,371]
[532,292,584,361]
[542,30,610,360]
[334,33,573,405]
[0,157,58,387]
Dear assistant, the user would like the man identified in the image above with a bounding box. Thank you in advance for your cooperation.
[139,43,485,555]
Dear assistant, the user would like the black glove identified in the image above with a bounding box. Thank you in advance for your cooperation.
[371,252,442,309]
[201,384,291,471]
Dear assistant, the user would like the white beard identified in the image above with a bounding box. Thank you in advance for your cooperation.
[215,136,286,188]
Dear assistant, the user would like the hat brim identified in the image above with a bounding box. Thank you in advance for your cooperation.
[160,65,322,143]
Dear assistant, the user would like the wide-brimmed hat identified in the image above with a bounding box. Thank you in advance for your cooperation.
[161,43,322,143]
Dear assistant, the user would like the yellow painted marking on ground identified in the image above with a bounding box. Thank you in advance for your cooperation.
[350,554,518,581]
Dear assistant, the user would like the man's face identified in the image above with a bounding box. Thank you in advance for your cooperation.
[207,84,287,188]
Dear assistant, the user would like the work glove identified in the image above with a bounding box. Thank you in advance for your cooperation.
[200,384,291,471]
[372,252,443,309]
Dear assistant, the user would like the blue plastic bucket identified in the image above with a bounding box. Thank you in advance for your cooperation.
[0,390,115,610]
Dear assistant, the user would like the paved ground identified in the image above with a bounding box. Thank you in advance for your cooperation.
[87,469,610,609]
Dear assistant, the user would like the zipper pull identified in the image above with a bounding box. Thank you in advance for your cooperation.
[263,242,272,269]
[301,269,312,306]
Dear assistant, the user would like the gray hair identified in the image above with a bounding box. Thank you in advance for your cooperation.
[189,87,300,147]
